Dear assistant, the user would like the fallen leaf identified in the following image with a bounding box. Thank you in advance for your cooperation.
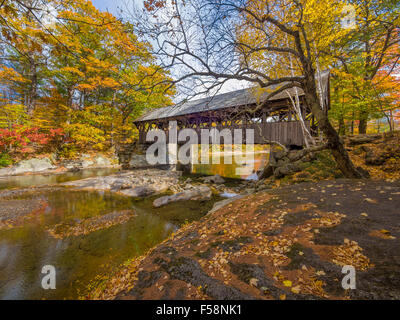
[291,285,301,294]
[283,280,292,287]
[249,278,259,287]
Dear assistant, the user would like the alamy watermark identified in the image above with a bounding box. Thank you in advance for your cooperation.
[41,265,56,290]
[145,121,256,175]
[342,265,356,290]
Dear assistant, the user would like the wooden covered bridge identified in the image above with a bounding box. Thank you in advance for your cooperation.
[134,71,330,147]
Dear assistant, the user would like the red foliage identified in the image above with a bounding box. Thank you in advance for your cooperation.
[0,125,66,155]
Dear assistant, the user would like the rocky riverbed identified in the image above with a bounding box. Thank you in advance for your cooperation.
[62,169,247,208]
[0,168,224,300]
[0,168,245,231]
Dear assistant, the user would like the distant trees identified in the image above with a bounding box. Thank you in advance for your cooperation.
[329,0,400,135]
[0,0,173,160]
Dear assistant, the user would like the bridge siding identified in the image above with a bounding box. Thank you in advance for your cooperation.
[139,121,308,146]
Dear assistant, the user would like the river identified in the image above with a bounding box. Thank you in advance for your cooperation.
[0,169,218,300]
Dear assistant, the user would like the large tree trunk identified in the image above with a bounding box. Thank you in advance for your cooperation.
[319,115,364,178]
[338,115,346,136]
[303,71,365,179]
[26,61,37,116]
[291,28,365,179]
[358,110,369,134]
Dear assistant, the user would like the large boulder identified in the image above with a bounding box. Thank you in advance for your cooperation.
[4,158,56,175]
[110,178,132,191]
[153,186,212,208]
[274,162,302,179]
[119,186,155,198]
[288,149,307,162]
[258,144,321,180]
[0,167,12,176]
[81,160,94,168]
[94,156,112,167]
[257,145,289,180]
[201,175,225,184]
[348,134,381,146]
[63,169,181,198]
[129,154,148,168]
[63,176,115,190]
[272,148,288,160]
[62,159,83,171]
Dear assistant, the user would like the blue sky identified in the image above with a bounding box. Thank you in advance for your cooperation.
[92,0,142,16]
[92,0,119,14]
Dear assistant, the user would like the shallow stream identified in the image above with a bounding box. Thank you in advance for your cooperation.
[0,169,218,300]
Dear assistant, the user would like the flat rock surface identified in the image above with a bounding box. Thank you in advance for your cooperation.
[62,169,182,197]
[97,179,400,300]
[0,157,56,176]
[153,186,212,208]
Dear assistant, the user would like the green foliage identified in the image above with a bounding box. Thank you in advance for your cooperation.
[0,153,12,168]
[58,144,79,159]
[64,122,106,151]
[279,150,343,185]
[329,0,400,134]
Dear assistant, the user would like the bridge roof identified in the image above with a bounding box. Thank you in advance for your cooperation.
[134,71,329,123]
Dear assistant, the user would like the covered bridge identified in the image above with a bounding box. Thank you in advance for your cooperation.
[134,71,330,147]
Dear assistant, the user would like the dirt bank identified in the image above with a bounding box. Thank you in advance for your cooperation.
[88,179,400,300]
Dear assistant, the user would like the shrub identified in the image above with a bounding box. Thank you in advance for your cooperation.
[63,123,106,150]
[58,143,79,159]
[0,125,66,156]
[0,153,12,168]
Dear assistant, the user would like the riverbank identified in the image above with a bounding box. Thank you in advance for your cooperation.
[87,179,400,300]
[0,153,119,177]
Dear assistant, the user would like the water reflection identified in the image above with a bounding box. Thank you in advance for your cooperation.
[0,189,217,300]
[192,145,270,179]
[0,168,119,190]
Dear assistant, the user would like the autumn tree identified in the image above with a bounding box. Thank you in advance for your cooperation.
[44,0,174,150]
[0,0,52,116]
[136,0,368,178]
[0,0,174,158]
[329,0,400,134]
